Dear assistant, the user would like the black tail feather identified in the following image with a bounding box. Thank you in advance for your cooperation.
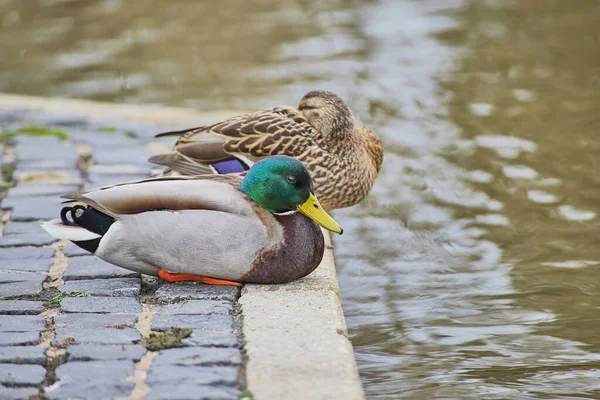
[60,205,115,236]
[59,205,115,253]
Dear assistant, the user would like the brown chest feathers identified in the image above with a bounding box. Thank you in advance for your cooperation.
[240,213,325,284]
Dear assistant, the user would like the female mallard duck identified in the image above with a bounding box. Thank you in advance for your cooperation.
[42,156,342,286]
[149,90,384,211]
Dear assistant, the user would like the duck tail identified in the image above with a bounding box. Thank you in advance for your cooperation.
[41,206,115,253]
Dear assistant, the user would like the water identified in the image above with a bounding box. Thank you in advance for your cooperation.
[2,0,600,398]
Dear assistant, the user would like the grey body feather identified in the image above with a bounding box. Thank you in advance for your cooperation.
[96,210,269,279]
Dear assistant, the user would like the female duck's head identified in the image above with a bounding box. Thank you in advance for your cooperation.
[297,90,355,139]
[239,155,343,234]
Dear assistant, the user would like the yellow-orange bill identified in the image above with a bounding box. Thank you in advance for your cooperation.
[296,193,343,234]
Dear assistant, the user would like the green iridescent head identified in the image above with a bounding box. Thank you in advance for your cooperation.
[239,156,342,234]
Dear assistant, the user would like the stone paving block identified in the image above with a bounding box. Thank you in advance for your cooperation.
[15,137,77,164]
[0,300,44,315]
[87,120,161,140]
[93,145,153,165]
[64,256,139,280]
[0,331,40,346]
[0,258,51,272]
[54,328,140,345]
[14,169,82,185]
[0,346,45,364]
[152,315,232,332]
[6,183,78,197]
[157,300,232,315]
[147,365,237,386]
[2,195,64,212]
[47,360,134,400]
[61,278,140,297]
[0,233,56,247]
[0,315,45,332]
[55,313,136,328]
[153,347,241,366]
[17,158,77,170]
[0,273,45,297]
[0,385,40,399]
[69,130,142,148]
[144,385,239,400]
[2,221,38,235]
[0,247,53,272]
[42,116,88,127]
[0,247,54,261]
[60,297,141,314]
[62,242,89,257]
[184,331,239,348]
[3,221,53,235]
[67,344,145,362]
[156,283,239,303]
[0,363,45,386]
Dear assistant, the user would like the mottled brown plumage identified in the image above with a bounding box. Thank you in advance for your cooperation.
[149,90,384,211]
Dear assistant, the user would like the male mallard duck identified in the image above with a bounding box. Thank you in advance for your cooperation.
[42,156,342,286]
[149,90,384,211]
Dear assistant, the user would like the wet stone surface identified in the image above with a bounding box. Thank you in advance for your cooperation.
[0,315,45,332]
[0,300,44,315]
[48,361,135,400]
[67,344,146,362]
[61,277,140,297]
[147,365,238,386]
[157,300,233,315]
[143,385,240,400]
[152,315,233,332]
[62,242,89,257]
[0,346,46,364]
[0,385,40,399]
[0,272,45,297]
[60,297,142,314]
[153,347,242,366]
[54,328,141,346]
[0,331,40,346]
[0,247,54,272]
[0,112,245,398]
[156,283,239,303]
[0,363,46,385]
[0,232,56,247]
[64,256,140,280]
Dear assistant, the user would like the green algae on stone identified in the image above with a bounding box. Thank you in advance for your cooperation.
[0,126,68,141]
[99,126,118,133]
[48,291,87,305]
[240,390,255,399]
[141,327,193,351]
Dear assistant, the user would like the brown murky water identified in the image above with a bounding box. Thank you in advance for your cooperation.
[2,0,600,398]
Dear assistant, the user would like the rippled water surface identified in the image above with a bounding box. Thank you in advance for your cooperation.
[2,0,600,398]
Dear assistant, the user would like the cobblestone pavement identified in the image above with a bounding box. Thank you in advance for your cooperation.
[0,109,246,399]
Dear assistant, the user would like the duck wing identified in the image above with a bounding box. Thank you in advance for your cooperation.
[151,107,325,172]
[61,174,250,218]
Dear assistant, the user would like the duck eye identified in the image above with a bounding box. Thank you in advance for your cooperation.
[286,176,297,185]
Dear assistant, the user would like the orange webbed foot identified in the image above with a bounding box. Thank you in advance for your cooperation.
[158,270,241,286]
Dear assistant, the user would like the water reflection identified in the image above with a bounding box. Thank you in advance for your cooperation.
[1,0,600,398]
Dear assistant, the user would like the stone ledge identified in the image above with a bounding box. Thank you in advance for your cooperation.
[240,233,365,400]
